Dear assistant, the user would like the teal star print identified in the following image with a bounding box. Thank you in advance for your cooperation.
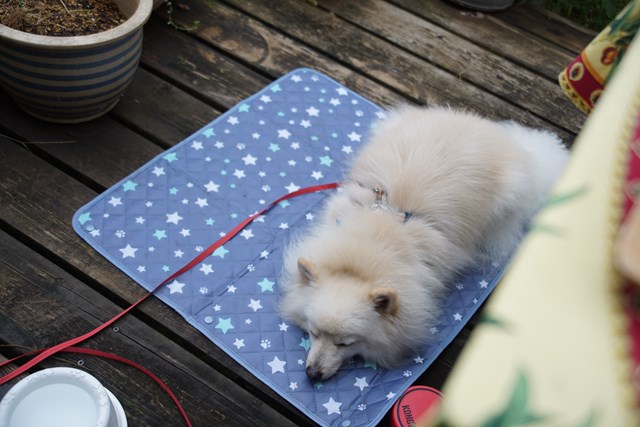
[299,337,310,352]
[278,200,290,208]
[202,128,215,137]
[270,84,282,93]
[364,360,378,370]
[268,143,280,152]
[163,153,178,163]
[215,318,234,334]
[205,218,215,226]
[169,187,178,195]
[78,212,92,225]
[257,278,275,292]
[122,180,137,192]
[213,246,229,258]
[319,155,333,166]
[153,229,167,240]
[238,104,250,113]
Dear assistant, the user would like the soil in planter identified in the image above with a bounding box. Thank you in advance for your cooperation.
[0,0,127,36]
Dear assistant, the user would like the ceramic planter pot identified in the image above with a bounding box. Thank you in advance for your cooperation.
[448,0,514,12]
[0,0,154,123]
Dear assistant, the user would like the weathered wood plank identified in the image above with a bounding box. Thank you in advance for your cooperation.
[495,3,596,54]
[112,68,220,147]
[388,0,577,79]
[318,0,583,135]
[216,0,577,140]
[154,1,407,108]
[141,15,271,110]
[0,230,301,426]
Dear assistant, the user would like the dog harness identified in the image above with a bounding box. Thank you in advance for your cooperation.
[368,186,414,223]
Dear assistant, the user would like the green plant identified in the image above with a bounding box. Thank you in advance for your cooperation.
[545,0,629,30]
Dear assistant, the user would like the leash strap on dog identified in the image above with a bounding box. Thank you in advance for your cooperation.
[0,181,340,423]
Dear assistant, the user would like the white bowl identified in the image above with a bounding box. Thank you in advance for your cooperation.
[0,367,127,427]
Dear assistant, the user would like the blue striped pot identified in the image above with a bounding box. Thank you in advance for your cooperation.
[0,0,153,123]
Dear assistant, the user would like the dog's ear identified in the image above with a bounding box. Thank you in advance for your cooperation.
[369,287,398,316]
[297,257,318,285]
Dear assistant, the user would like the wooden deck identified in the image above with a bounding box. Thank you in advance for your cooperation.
[0,1,595,426]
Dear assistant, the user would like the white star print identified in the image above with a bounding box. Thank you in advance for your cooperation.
[227,285,237,293]
[214,141,224,149]
[347,131,361,142]
[336,87,348,96]
[386,392,396,400]
[200,264,214,275]
[135,216,145,224]
[204,181,219,192]
[277,129,291,139]
[174,249,184,258]
[342,145,353,154]
[167,280,185,294]
[195,198,208,208]
[285,182,300,193]
[453,312,463,321]
[108,197,122,207]
[248,299,262,312]
[414,356,425,364]
[479,279,489,288]
[311,171,323,180]
[354,377,369,391]
[289,382,298,391]
[329,98,341,106]
[259,95,272,103]
[290,74,302,82]
[227,116,239,125]
[300,119,311,128]
[179,229,190,237]
[267,356,286,374]
[233,169,246,179]
[119,244,137,258]
[279,322,289,331]
[322,397,342,415]
[151,166,165,176]
[233,338,245,350]
[166,211,183,225]
[240,229,254,239]
[191,141,203,150]
[306,106,320,116]
[242,154,257,165]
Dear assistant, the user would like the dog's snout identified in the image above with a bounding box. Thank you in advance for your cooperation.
[305,365,323,381]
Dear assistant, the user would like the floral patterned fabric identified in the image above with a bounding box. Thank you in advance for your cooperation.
[436,20,640,427]
[559,0,640,113]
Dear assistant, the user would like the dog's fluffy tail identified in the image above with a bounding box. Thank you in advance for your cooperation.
[501,121,569,201]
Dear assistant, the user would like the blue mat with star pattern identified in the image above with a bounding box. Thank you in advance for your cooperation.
[72,68,509,427]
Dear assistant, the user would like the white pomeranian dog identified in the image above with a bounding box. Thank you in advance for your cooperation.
[278,106,568,381]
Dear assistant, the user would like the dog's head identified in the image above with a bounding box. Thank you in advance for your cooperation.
[282,257,400,381]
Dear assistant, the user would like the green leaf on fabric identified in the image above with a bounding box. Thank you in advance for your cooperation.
[542,185,588,209]
[477,314,510,331]
[479,371,547,427]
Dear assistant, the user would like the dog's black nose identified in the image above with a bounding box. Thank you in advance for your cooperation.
[306,365,323,381]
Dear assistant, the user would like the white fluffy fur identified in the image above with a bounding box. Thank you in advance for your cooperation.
[278,106,569,380]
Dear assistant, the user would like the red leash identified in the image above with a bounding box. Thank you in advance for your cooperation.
[0,182,339,425]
